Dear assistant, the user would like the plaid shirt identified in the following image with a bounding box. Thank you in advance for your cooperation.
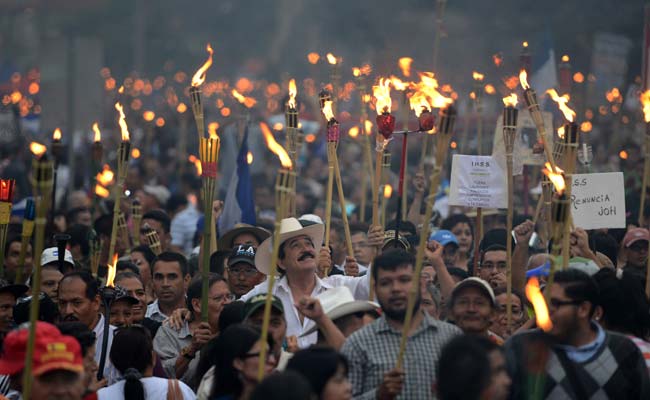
[341,312,461,399]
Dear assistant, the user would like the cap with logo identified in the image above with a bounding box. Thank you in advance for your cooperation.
[429,230,459,247]
[40,247,75,268]
[243,294,284,320]
[0,322,83,376]
[228,245,257,268]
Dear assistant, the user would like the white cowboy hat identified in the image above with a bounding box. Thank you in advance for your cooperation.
[255,217,324,275]
[302,286,379,336]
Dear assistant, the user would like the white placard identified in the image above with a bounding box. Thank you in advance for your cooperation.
[570,172,625,230]
[449,155,507,209]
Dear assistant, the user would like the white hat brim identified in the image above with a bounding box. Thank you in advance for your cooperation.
[302,300,379,336]
[254,223,324,275]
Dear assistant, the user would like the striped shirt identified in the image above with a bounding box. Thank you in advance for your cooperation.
[341,312,461,399]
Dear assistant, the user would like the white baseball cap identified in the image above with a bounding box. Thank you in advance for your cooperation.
[40,247,74,268]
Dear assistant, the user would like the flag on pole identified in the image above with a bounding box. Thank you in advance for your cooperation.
[218,126,256,234]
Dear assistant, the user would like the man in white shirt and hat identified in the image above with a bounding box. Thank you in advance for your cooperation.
[241,217,381,348]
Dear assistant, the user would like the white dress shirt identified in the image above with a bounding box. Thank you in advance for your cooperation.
[240,272,371,349]
[93,313,120,385]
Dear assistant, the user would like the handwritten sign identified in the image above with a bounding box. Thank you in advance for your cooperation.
[449,155,507,209]
[570,172,625,229]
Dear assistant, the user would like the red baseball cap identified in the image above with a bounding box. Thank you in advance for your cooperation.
[0,322,83,377]
[623,228,650,248]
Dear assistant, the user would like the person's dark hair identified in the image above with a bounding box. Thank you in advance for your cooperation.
[116,260,140,276]
[493,287,528,310]
[65,224,91,257]
[553,269,600,318]
[437,334,492,400]
[589,232,618,267]
[152,251,188,276]
[219,301,246,333]
[4,233,25,259]
[114,271,144,288]
[386,220,417,237]
[210,324,272,399]
[131,245,156,268]
[109,326,153,400]
[478,229,513,255]
[142,209,171,233]
[447,267,470,281]
[371,249,415,282]
[479,244,507,266]
[250,370,315,400]
[286,346,348,396]
[209,250,230,276]
[93,213,113,238]
[441,214,474,237]
[66,207,90,225]
[349,222,370,236]
[186,273,225,312]
[57,322,96,357]
[165,193,188,215]
[59,270,99,300]
[14,293,59,324]
[593,268,650,339]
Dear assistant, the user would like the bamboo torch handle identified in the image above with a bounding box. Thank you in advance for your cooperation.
[372,150,383,226]
[333,151,354,256]
[506,153,514,332]
[324,143,335,248]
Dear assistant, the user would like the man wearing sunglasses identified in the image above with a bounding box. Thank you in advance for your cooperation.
[505,269,650,399]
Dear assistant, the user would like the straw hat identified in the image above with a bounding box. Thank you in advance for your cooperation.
[302,287,379,336]
[255,217,324,275]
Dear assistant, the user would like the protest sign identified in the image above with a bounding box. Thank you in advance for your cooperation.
[570,172,625,229]
[449,155,507,209]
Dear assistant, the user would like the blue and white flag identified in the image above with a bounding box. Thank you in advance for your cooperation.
[218,126,256,234]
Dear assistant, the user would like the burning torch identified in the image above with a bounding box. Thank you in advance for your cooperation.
[257,122,293,381]
[97,254,118,381]
[190,44,214,144]
[502,93,518,330]
[372,79,396,227]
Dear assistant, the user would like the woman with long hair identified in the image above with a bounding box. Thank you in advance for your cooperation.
[97,326,195,400]
[286,346,352,400]
[208,324,275,400]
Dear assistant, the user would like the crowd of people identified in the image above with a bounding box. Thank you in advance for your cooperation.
[0,168,650,400]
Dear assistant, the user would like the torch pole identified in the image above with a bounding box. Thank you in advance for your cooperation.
[561,123,579,270]
[97,286,116,380]
[324,143,335,248]
[395,132,408,244]
[544,194,569,305]
[333,151,354,258]
[640,124,650,228]
[89,229,101,278]
[131,200,142,247]
[199,137,220,322]
[257,170,290,381]
[380,152,391,228]
[396,106,455,369]
[502,105,518,332]
[16,199,35,284]
[107,142,130,263]
[523,88,559,172]
[190,87,205,145]
[22,155,53,400]
[373,145,384,227]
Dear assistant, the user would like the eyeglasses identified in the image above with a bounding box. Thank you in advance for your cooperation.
[210,293,236,303]
[228,266,259,277]
[480,261,507,271]
[548,299,583,309]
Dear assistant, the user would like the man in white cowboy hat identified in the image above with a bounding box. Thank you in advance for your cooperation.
[240,217,375,348]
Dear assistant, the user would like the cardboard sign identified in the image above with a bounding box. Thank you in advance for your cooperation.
[570,172,625,230]
[449,155,507,209]
[492,111,553,172]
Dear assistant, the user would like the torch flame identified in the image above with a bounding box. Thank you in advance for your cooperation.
[348,126,359,138]
[326,53,337,65]
[364,120,373,135]
[259,122,292,169]
[247,151,253,165]
[96,164,114,186]
[288,79,297,109]
[191,43,214,87]
[398,57,413,77]
[546,89,576,122]
[118,85,124,94]
[389,76,408,91]
[383,184,393,198]
[525,277,552,332]
[106,253,118,287]
[114,102,131,141]
[640,90,650,123]
[519,69,530,90]
[208,122,219,139]
[30,142,47,157]
[322,100,335,121]
[472,71,485,81]
[95,184,110,198]
[188,155,202,175]
[53,128,62,141]
[557,126,565,139]
[409,72,452,116]
[92,122,101,142]
[373,78,392,115]
[502,93,518,107]
[231,89,257,108]
[542,162,566,194]
[352,67,361,77]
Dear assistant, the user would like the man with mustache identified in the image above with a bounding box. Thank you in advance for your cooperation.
[241,217,380,348]
[114,271,161,337]
[58,270,119,384]
[341,245,461,399]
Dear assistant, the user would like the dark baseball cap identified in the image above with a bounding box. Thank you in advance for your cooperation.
[227,244,256,268]
[243,294,284,320]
